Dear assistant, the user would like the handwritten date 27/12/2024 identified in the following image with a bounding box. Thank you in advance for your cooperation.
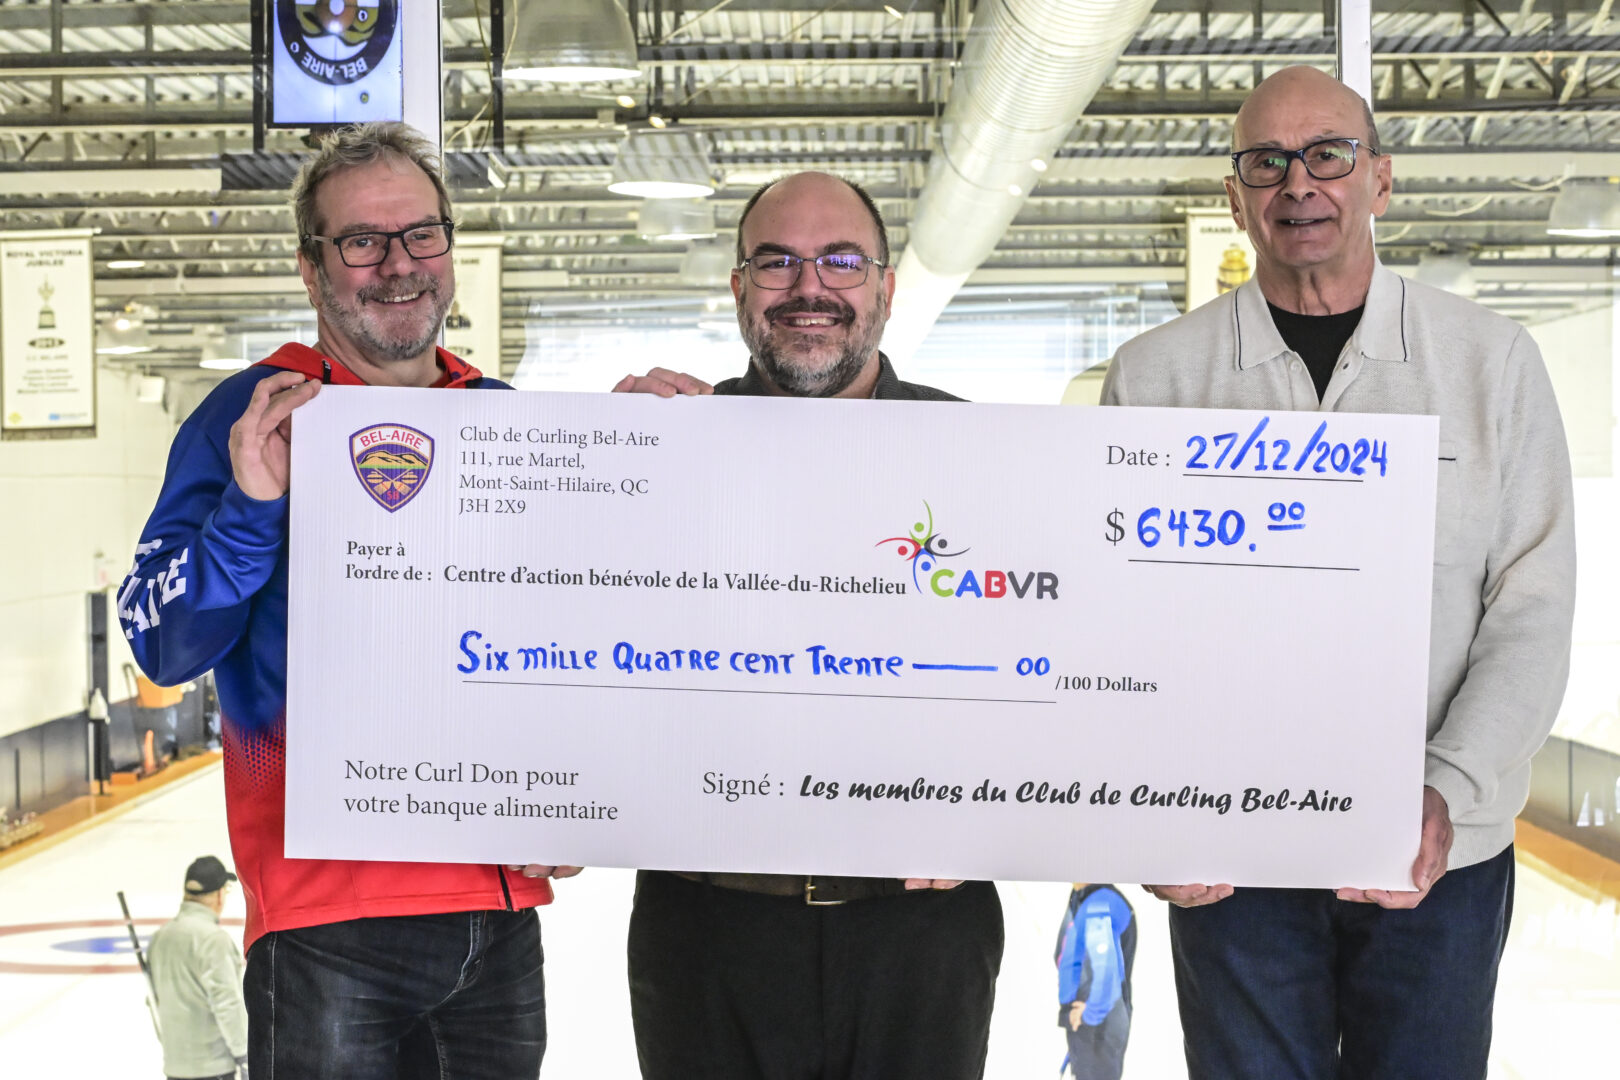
[1109,416,1392,477]
[1183,416,1391,477]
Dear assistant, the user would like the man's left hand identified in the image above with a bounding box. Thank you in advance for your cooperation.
[1336,786,1452,909]
[508,864,584,880]
[903,878,964,890]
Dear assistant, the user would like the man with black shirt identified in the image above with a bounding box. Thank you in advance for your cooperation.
[614,171,1003,1080]
[1102,66,1575,1079]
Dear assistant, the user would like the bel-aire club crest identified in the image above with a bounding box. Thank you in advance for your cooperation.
[350,423,434,512]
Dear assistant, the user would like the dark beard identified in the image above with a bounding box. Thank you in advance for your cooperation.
[741,294,886,398]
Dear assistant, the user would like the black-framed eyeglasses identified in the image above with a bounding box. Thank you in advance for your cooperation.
[305,222,455,267]
[1230,138,1378,189]
[738,252,885,290]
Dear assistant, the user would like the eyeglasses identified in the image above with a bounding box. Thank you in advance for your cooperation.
[738,252,885,290]
[1230,138,1378,189]
[305,222,455,267]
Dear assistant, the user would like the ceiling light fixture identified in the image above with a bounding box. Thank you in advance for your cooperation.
[503,0,641,84]
[199,356,251,371]
[615,94,636,108]
[1546,177,1620,237]
[1411,250,1477,298]
[647,113,668,129]
[680,242,735,288]
[106,259,146,270]
[97,303,154,355]
[199,339,250,371]
[608,129,717,199]
[637,198,718,241]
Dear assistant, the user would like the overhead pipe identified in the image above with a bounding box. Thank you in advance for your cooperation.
[883,0,1160,363]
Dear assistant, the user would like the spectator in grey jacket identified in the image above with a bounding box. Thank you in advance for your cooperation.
[1102,64,1575,1080]
[147,856,248,1080]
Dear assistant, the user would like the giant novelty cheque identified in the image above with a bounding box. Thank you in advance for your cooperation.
[285,387,1437,889]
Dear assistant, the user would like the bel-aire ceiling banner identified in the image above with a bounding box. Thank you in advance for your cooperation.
[269,0,405,127]
[1,230,96,439]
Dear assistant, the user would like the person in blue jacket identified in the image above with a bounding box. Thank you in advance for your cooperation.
[1056,883,1136,1079]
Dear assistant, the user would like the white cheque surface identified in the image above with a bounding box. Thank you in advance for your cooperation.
[286,387,1437,889]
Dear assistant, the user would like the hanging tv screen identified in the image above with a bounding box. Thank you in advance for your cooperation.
[268,0,405,127]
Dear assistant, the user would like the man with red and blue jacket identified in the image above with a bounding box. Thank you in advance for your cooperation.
[118,122,574,1080]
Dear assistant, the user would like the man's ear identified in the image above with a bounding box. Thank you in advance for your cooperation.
[1370,152,1394,218]
[297,250,320,307]
[1224,176,1247,232]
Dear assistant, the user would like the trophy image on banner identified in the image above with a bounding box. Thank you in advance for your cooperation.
[1216,245,1251,295]
[37,277,55,330]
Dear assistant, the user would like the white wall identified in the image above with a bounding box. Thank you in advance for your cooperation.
[1528,303,1620,756]
[0,366,173,737]
[1528,302,1615,479]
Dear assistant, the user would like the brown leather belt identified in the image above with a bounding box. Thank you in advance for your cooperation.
[670,871,910,905]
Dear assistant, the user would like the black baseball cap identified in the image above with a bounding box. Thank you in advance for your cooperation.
[183,855,238,894]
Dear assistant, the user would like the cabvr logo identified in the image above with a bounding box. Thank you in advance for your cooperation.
[876,501,1059,600]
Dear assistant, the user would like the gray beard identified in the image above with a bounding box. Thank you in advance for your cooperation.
[317,267,450,362]
[740,292,887,398]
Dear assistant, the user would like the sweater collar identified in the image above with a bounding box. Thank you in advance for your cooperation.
[254,342,483,387]
[1232,259,1409,372]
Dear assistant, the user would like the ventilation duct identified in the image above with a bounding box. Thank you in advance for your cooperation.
[882,0,1159,362]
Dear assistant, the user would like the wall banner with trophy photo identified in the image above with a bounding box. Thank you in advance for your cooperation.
[442,234,504,373]
[1184,209,1256,315]
[1,230,96,439]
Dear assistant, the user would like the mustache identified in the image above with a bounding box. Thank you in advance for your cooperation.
[357,275,439,304]
[764,297,852,323]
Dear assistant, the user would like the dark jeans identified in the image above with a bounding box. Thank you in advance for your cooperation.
[243,909,545,1080]
[628,870,1004,1080]
[1169,844,1516,1080]
[1064,1004,1129,1080]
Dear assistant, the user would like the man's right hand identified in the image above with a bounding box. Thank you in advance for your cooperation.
[1143,882,1234,908]
[612,368,713,397]
[229,371,321,501]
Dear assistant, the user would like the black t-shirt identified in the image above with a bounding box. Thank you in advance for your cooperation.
[1266,302,1365,402]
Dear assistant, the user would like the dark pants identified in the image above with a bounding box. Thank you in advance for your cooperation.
[628,870,1004,1080]
[1169,844,1516,1080]
[243,909,545,1080]
[1064,1004,1129,1080]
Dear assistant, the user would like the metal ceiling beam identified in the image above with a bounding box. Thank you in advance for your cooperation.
[6,91,1620,136]
[6,33,1619,80]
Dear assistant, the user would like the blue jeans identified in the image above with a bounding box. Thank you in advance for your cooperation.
[1169,844,1514,1080]
[243,910,545,1080]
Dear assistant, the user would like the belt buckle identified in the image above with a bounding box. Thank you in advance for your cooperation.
[804,876,845,906]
